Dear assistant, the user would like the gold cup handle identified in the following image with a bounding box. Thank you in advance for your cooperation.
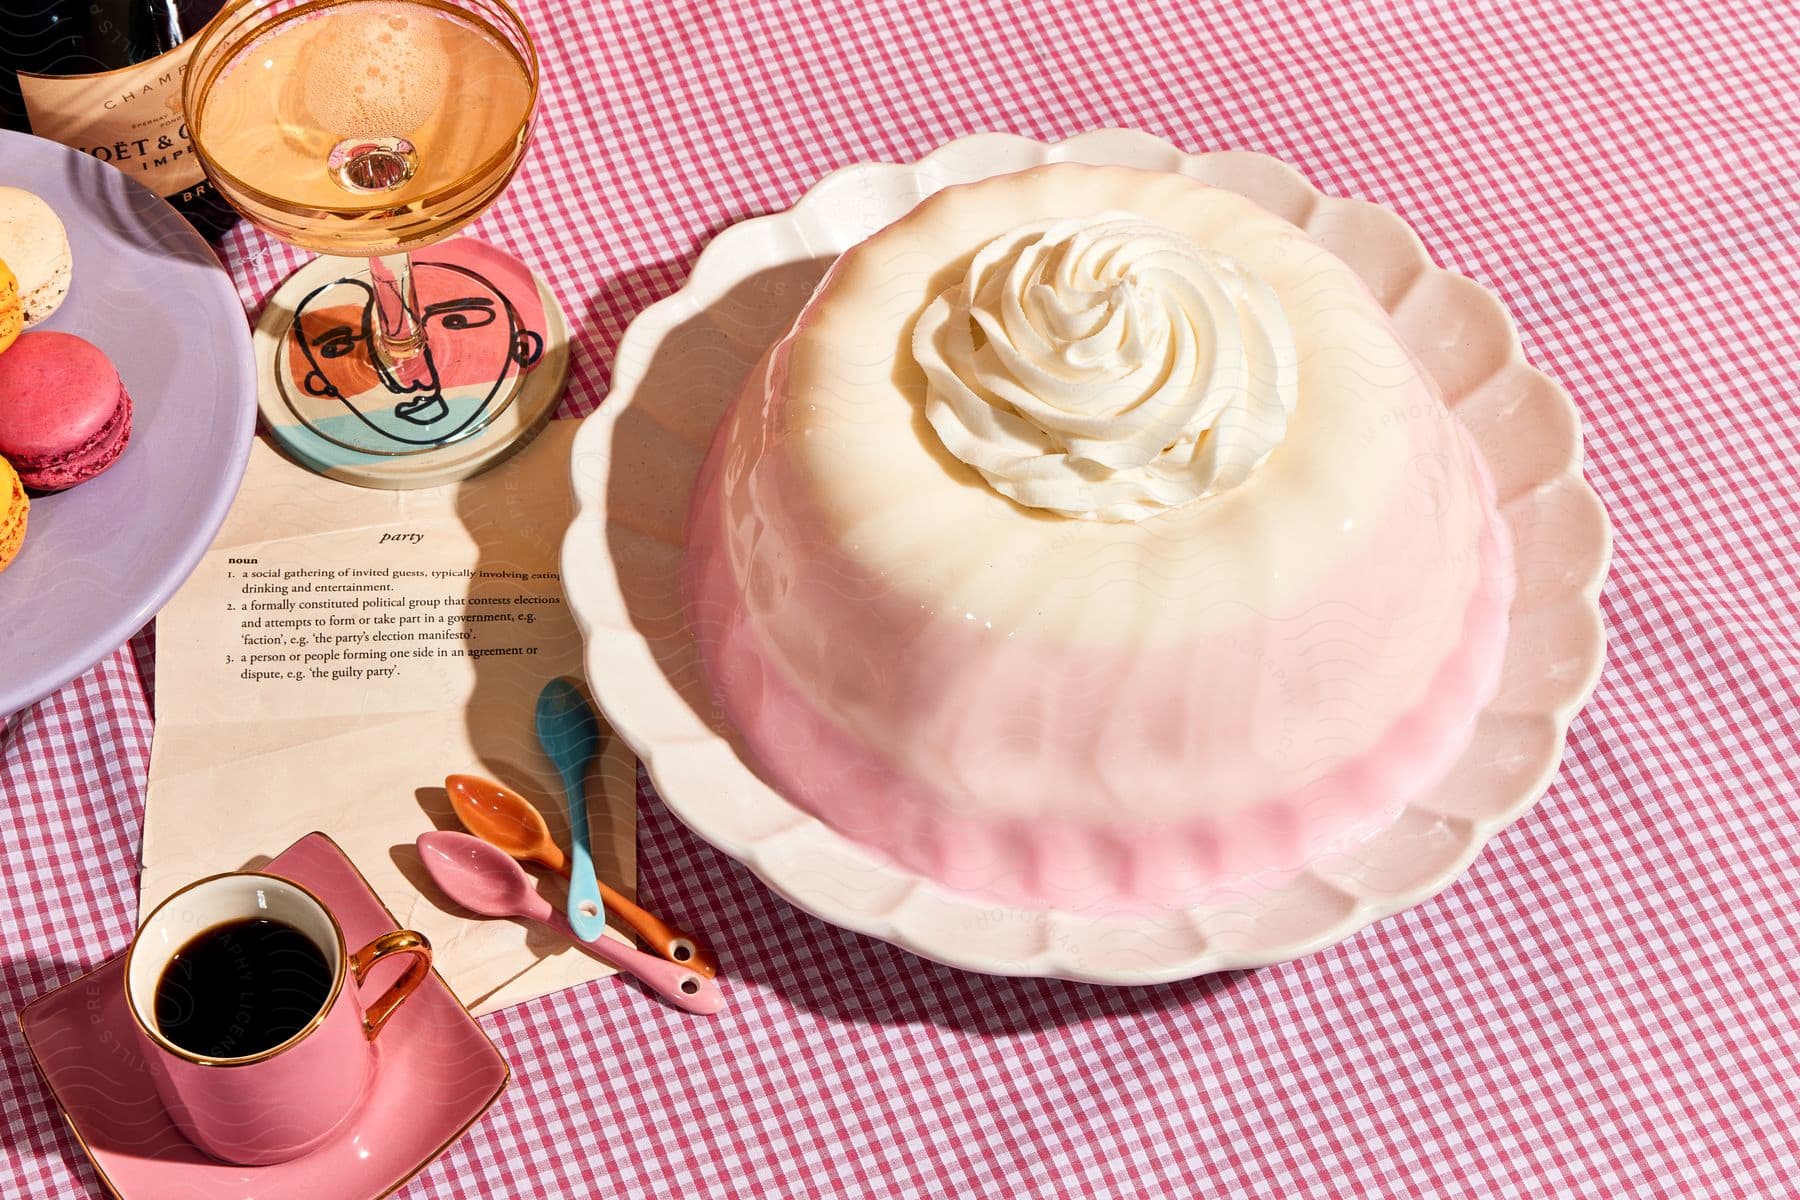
[348,930,433,1041]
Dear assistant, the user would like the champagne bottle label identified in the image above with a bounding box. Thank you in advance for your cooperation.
[17,42,206,199]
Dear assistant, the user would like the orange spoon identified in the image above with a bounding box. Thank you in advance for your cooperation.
[444,773,717,977]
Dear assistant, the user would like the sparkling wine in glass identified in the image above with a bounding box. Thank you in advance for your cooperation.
[185,0,565,485]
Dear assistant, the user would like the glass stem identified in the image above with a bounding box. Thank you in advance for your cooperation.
[369,251,428,381]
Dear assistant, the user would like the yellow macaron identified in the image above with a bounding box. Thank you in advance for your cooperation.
[0,258,20,356]
[0,456,27,573]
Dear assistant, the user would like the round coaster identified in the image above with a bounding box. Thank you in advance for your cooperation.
[253,237,570,488]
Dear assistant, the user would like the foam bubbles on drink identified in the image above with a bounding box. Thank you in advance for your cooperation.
[298,3,449,139]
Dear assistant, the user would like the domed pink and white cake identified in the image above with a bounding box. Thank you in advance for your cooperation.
[684,163,1513,910]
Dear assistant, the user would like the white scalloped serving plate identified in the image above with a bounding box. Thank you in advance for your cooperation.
[563,131,1612,983]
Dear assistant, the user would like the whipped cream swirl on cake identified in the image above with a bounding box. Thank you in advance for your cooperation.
[913,212,1298,521]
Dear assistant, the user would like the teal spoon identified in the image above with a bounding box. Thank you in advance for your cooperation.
[535,678,608,943]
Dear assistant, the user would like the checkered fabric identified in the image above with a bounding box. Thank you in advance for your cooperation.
[5,1,1799,1195]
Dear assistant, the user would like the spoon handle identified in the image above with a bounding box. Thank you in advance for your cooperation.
[548,862,719,977]
[544,912,725,1016]
[561,765,610,943]
[598,886,719,978]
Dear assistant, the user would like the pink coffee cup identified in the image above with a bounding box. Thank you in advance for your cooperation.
[123,871,432,1165]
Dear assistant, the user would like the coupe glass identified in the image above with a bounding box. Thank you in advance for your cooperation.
[185,0,549,471]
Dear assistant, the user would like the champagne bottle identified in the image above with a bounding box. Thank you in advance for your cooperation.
[0,0,237,240]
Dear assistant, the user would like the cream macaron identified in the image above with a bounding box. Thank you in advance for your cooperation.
[0,188,72,327]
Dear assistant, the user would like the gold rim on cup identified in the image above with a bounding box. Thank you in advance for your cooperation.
[122,871,350,1068]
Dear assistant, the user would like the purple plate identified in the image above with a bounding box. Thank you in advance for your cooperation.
[0,131,255,716]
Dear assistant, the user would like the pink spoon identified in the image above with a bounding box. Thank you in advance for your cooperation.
[416,830,724,1016]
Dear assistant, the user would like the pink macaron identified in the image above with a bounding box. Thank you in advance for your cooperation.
[0,331,132,491]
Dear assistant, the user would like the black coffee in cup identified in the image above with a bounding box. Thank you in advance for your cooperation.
[153,918,333,1058]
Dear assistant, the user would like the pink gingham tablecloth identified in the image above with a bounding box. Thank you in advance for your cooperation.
[6,1,1799,1195]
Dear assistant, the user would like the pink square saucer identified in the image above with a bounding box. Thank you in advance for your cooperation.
[19,832,510,1199]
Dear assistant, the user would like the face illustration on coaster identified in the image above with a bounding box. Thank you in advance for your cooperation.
[281,253,545,453]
